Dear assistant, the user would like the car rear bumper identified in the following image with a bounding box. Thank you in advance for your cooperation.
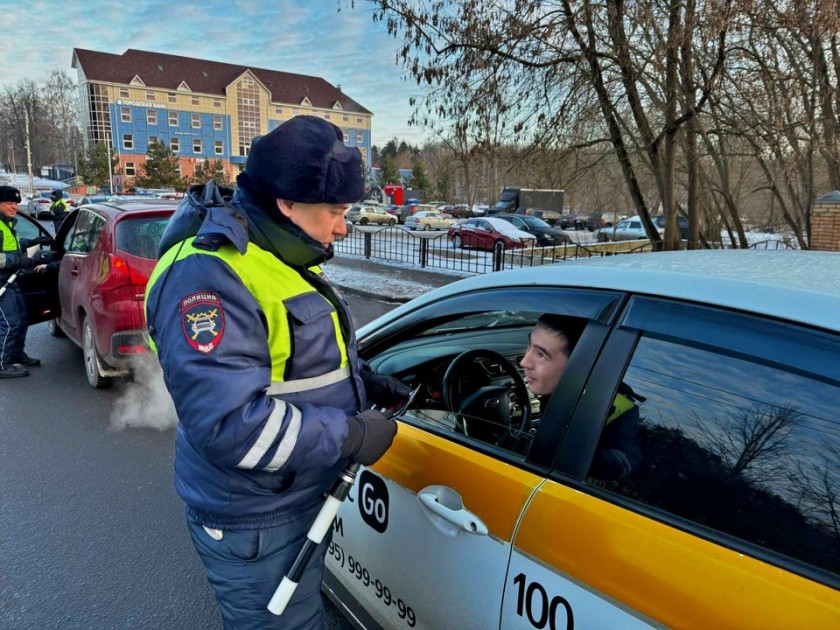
[103,330,152,367]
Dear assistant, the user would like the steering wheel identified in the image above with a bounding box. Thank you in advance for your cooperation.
[441,349,531,444]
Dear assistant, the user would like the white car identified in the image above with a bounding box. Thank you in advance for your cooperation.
[325,250,840,629]
[404,211,456,231]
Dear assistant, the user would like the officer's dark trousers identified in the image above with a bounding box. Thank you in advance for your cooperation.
[0,284,27,370]
[187,502,330,630]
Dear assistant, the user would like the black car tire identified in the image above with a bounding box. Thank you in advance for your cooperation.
[453,235,463,248]
[388,219,396,226]
[423,224,431,231]
[82,317,113,389]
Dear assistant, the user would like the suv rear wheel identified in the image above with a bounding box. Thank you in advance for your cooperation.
[359,217,369,225]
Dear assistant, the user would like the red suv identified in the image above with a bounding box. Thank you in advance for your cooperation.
[51,199,178,387]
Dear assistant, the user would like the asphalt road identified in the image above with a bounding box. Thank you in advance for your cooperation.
[0,293,395,629]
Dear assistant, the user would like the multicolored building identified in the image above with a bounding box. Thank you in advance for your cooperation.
[71,48,372,187]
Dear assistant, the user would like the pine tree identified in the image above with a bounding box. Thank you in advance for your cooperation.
[77,142,119,189]
[135,141,182,189]
[409,158,432,200]
[378,154,400,186]
[192,159,230,187]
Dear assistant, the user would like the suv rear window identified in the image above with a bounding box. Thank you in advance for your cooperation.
[116,216,170,259]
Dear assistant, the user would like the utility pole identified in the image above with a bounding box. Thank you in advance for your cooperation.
[8,140,15,178]
[24,110,34,195]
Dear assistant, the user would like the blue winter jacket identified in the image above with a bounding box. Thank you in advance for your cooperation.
[146,183,367,529]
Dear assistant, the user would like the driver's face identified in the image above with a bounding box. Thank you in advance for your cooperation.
[520,325,569,397]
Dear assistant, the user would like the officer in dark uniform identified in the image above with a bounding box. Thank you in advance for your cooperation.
[0,185,40,378]
[146,116,409,629]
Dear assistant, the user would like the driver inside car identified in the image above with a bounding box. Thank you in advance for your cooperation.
[520,314,642,480]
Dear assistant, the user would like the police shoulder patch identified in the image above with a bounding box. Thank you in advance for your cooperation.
[180,292,225,353]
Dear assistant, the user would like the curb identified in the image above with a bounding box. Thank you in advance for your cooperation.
[333,283,413,304]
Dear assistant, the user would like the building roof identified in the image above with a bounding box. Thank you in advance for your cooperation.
[72,48,370,115]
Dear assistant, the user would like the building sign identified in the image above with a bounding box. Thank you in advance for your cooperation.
[116,99,166,109]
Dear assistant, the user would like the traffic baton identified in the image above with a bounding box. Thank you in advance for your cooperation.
[267,462,361,616]
[0,272,18,298]
[267,384,420,616]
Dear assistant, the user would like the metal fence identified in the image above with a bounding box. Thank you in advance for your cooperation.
[335,226,799,275]
[335,225,639,275]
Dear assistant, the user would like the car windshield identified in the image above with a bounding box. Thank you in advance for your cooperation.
[115,215,171,258]
[521,216,550,229]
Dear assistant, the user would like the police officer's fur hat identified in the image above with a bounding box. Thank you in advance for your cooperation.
[238,115,364,204]
[0,186,21,203]
[51,188,63,200]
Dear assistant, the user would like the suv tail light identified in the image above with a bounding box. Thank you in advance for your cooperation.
[98,254,149,296]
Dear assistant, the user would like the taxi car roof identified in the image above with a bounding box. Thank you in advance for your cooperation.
[376,250,840,334]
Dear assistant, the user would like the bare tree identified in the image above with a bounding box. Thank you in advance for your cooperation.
[705,402,801,482]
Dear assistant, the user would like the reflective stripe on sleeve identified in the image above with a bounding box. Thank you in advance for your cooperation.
[263,405,302,472]
[265,366,351,395]
[236,400,300,470]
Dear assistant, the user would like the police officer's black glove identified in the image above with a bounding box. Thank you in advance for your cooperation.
[20,252,35,270]
[341,409,398,465]
[361,367,413,408]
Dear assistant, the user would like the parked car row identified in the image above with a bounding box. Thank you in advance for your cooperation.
[597,215,689,242]
[448,217,538,251]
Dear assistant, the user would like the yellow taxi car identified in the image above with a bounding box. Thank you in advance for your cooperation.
[324,250,840,629]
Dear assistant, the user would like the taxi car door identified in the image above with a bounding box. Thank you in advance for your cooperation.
[505,296,840,628]
[326,287,623,629]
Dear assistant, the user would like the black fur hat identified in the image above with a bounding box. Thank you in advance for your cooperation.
[51,188,63,200]
[238,115,364,204]
[0,186,21,203]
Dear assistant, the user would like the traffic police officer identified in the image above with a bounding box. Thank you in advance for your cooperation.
[49,188,70,233]
[146,116,408,629]
[0,185,40,378]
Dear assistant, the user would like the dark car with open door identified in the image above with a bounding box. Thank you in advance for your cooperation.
[11,210,61,325]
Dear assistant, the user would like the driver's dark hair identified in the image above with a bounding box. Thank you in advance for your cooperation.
[534,314,582,358]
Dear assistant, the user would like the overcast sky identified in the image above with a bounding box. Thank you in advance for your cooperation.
[1,0,428,147]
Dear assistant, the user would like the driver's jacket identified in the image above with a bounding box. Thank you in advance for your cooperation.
[145,184,367,529]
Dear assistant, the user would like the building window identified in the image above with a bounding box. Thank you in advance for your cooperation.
[292,108,300,116]
[170,137,180,152]
[357,117,363,123]
[215,140,223,155]
[191,95,200,106]
[191,113,201,129]
[121,107,131,123]
[147,110,157,125]
[145,90,155,101]
[343,114,349,122]
[169,112,178,126]
[236,77,261,157]
[275,106,283,115]
[213,115,222,131]
[343,132,349,142]
[356,132,363,143]
[125,162,136,176]
[149,136,157,146]
[213,99,221,108]
[120,88,129,98]
[168,93,177,103]
[193,138,202,153]
[324,113,331,120]
[123,134,133,150]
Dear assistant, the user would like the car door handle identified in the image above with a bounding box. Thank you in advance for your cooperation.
[418,486,489,536]
[70,269,79,277]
